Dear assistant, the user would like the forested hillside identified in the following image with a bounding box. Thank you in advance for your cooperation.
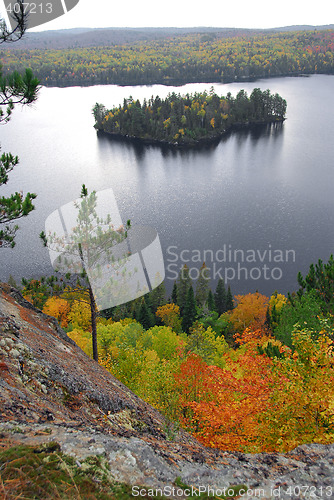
[19,253,334,454]
[1,29,333,86]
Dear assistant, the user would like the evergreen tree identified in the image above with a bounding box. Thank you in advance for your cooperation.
[207,289,215,311]
[296,255,334,312]
[195,262,210,307]
[182,285,197,333]
[0,7,40,248]
[0,0,27,43]
[176,264,192,314]
[171,281,178,304]
[214,278,227,315]
[149,281,166,313]
[40,185,131,362]
[226,285,234,311]
[138,299,153,330]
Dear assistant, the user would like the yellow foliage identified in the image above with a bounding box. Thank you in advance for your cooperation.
[269,292,287,313]
[68,301,91,331]
[67,328,92,358]
[42,297,70,328]
[156,303,182,331]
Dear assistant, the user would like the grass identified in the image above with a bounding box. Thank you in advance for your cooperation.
[0,443,134,499]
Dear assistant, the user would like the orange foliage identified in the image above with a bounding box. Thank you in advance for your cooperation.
[42,297,70,328]
[228,292,269,332]
[234,327,270,346]
[176,350,275,451]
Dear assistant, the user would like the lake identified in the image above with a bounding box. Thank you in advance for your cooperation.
[1,75,334,298]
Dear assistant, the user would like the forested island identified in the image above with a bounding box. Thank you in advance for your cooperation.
[93,88,287,146]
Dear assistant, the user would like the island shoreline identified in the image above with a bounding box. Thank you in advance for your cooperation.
[96,118,285,149]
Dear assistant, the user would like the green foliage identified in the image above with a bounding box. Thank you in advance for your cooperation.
[297,254,334,312]
[182,286,197,333]
[195,262,210,307]
[0,13,39,247]
[97,321,186,418]
[137,299,154,329]
[0,67,39,247]
[186,321,228,366]
[176,264,192,313]
[94,88,286,145]
[198,310,231,337]
[214,278,227,315]
[0,68,40,123]
[274,290,332,347]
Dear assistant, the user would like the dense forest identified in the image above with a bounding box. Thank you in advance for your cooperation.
[0,29,333,86]
[19,253,334,454]
[93,88,287,145]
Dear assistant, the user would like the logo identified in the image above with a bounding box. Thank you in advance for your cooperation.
[43,188,165,311]
[2,0,80,31]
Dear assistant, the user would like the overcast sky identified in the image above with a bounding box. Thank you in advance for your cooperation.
[0,0,333,32]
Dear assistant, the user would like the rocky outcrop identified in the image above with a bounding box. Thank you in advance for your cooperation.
[1,283,333,498]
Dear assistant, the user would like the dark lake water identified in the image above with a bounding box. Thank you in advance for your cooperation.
[1,75,334,298]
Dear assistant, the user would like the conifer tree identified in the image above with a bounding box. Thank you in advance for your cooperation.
[40,185,130,362]
[207,289,215,311]
[171,281,178,304]
[0,4,40,248]
[149,281,166,313]
[214,278,227,315]
[226,285,234,311]
[182,285,197,333]
[138,299,153,330]
[195,262,210,307]
[176,264,192,314]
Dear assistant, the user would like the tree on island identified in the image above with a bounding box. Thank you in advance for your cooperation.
[0,1,40,248]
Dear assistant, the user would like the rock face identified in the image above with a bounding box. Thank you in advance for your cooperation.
[1,283,334,498]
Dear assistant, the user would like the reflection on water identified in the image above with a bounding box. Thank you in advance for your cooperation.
[1,76,334,298]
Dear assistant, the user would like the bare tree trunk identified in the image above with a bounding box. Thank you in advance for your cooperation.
[89,284,98,362]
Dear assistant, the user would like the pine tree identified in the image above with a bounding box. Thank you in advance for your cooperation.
[182,286,197,334]
[0,5,40,247]
[138,300,153,330]
[214,278,227,315]
[40,185,131,362]
[207,289,215,311]
[195,262,210,307]
[171,281,178,304]
[226,285,234,311]
[176,264,192,314]
[149,281,166,313]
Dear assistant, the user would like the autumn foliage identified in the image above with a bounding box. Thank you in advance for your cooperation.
[42,297,70,328]
[174,325,334,452]
[227,292,269,332]
[156,303,182,331]
[24,263,334,455]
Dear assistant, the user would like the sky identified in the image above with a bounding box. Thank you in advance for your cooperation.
[1,0,333,32]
